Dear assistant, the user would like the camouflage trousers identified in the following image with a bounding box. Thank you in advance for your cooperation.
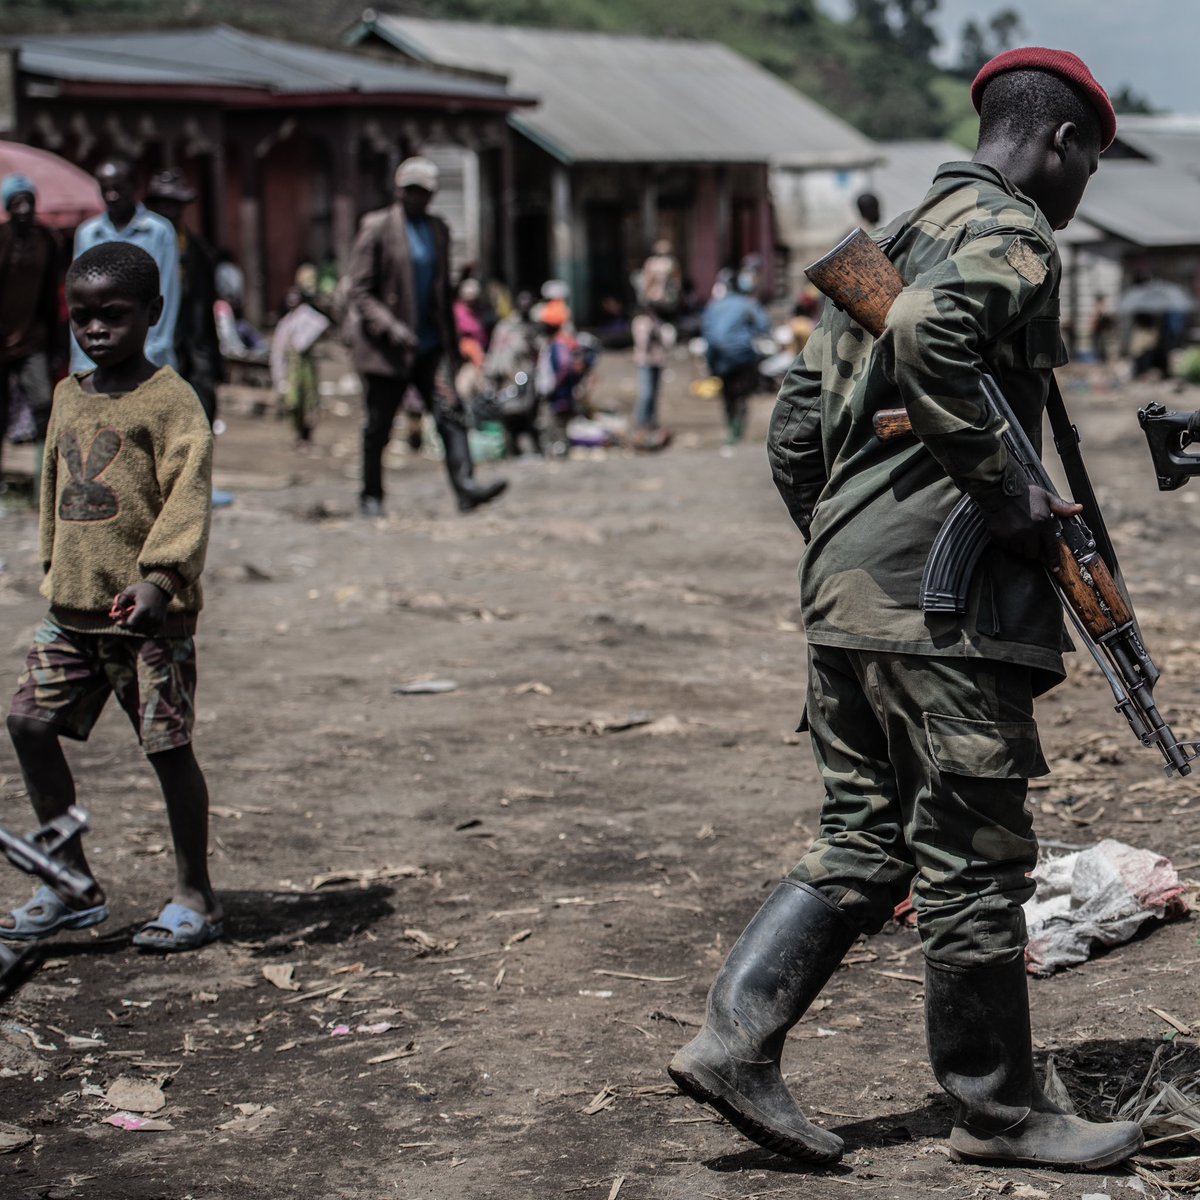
[10,616,197,756]
[789,643,1048,968]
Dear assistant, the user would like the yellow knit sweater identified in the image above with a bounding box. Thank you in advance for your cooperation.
[39,367,213,636]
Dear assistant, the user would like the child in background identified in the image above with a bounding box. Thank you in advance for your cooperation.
[3,241,222,952]
[271,287,329,446]
[535,299,584,453]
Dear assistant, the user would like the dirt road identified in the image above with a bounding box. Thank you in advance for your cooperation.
[1,357,1199,1199]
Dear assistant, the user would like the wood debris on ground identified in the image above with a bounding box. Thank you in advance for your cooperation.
[309,864,426,890]
[402,928,459,955]
[581,1086,618,1115]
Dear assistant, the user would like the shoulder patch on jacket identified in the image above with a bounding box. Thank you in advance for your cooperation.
[1005,238,1048,286]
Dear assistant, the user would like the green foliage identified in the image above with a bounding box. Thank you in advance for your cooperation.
[1177,348,1200,385]
[954,7,1025,79]
[1,0,995,141]
[931,75,979,150]
[1111,84,1160,115]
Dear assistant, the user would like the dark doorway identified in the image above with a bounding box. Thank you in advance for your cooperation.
[585,200,626,324]
[514,210,549,296]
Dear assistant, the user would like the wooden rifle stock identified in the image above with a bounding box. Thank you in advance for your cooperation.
[804,229,904,339]
[802,230,1197,777]
[803,231,915,440]
[1055,545,1119,639]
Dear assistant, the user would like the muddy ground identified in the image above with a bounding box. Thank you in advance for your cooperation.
[2,350,1200,1200]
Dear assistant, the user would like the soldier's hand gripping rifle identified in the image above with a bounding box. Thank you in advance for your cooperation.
[806,229,1199,777]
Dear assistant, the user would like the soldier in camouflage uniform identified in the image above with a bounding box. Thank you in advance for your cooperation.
[669,49,1145,1171]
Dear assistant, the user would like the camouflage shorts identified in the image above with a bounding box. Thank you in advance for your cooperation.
[10,616,197,755]
[789,643,1048,969]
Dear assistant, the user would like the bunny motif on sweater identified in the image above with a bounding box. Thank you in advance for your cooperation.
[58,428,123,521]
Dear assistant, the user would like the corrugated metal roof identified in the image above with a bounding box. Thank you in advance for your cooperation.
[1111,115,1200,177]
[1076,159,1200,248]
[8,25,518,102]
[866,141,1163,249]
[353,15,880,168]
[869,139,970,218]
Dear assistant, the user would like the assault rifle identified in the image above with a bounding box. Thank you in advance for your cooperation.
[0,807,93,991]
[0,807,94,901]
[805,229,1198,777]
[1138,402,1200,491]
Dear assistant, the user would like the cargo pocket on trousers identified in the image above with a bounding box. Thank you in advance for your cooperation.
[924,713,1049,779]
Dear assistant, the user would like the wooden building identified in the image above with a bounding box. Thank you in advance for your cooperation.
[347,15,880,320]
[0,26,530,320]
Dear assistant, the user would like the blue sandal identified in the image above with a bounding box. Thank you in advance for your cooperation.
[0,885,109,942]
[132,902,223,953]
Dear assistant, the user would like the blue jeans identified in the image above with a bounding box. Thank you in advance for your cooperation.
[634,364,661,429]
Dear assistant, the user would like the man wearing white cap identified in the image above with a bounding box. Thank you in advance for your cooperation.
[346,156,507,514]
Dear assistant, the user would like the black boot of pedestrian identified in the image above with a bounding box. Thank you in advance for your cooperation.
[668,880,858,1163]
[925,957,1143,1169]
[438,415,508,512]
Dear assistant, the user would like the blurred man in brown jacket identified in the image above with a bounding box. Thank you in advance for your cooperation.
[346,157,506,516]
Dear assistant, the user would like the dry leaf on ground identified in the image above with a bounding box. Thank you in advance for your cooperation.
[0,1123,32,1153]
[217,1103,277,1133]
[262,964,301,992]
[103,1076,165,1114]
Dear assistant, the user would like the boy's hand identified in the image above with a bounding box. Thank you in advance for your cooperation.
[110,582,169,632]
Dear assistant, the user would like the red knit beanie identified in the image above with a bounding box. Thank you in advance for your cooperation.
[971,47,1117,150]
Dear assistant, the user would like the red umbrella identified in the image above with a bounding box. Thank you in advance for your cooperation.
[0,140,102,230]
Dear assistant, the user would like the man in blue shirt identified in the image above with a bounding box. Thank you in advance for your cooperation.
[71,158,180,373]
[346,157,506,515]
[702,270,770,448]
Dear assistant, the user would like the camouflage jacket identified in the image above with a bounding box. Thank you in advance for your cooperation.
[768,162,1070,687]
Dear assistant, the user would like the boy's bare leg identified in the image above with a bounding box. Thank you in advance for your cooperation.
[140,744,222,940]
[2,715,105,919]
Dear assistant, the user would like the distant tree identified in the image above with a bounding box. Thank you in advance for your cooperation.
[781,0,818,25]
[833,0,944,138]
[1111,84,1160,115]
[957,19,988,77]
[987,8,1022,50]
[893,0,940,62]
[955,7,1025,78]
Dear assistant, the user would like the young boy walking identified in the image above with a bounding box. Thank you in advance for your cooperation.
[3,241,222,952]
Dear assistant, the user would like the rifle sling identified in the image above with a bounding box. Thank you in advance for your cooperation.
[1044,373,1128,598]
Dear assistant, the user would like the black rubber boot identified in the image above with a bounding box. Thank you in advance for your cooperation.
[925,957,1143,1169]
[438,416,508,512]
[668,880,858,1163]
